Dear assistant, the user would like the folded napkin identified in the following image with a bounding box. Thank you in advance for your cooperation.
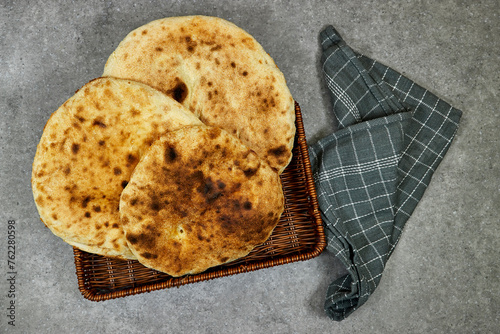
[309,26,462,321]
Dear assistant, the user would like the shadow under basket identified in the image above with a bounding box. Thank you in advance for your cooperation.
[74,102,326,301]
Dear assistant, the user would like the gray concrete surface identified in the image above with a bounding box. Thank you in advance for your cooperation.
[1,0,499,333]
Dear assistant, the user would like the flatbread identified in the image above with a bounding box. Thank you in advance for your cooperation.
[31,77,203,259]
[120,125,284,276]
[103,15,295,174]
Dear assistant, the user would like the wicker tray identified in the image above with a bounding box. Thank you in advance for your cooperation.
[73,102,325,301]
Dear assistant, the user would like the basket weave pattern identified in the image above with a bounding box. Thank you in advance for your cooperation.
[74,102,325,301]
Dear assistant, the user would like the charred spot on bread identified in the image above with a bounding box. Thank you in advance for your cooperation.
[164,144,178,163]
[71,143,80,154]
[167,79,188,103]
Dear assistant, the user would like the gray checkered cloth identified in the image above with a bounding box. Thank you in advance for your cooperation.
[309,26,462,321]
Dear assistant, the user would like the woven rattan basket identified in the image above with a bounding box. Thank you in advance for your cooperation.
[73,102,325,301]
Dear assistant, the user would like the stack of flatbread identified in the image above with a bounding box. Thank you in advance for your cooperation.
[32,16,295,277]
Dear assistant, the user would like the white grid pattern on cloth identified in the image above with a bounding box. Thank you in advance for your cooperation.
[326,76,362,126]
[317,122,403,308]
[360,54,462,245]
[316,154,399,181]
[348,129,390,285]
[383,76,459,218]
[322,50,366,127]
[313,25,462,321]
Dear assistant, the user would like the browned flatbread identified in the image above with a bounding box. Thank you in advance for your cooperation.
[31,77,203,259]
[120,125,285,276]
[103,15,295,174]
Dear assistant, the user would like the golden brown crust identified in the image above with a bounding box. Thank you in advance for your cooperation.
[31,77,202,259]
[120,126,284,276]
[103,15,295,174]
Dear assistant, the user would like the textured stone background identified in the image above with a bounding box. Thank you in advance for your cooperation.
[1,0,498,333]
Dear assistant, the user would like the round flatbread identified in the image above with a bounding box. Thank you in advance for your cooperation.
[103,15,295,174]
[31,77,203,259]
[120,125,284,276]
